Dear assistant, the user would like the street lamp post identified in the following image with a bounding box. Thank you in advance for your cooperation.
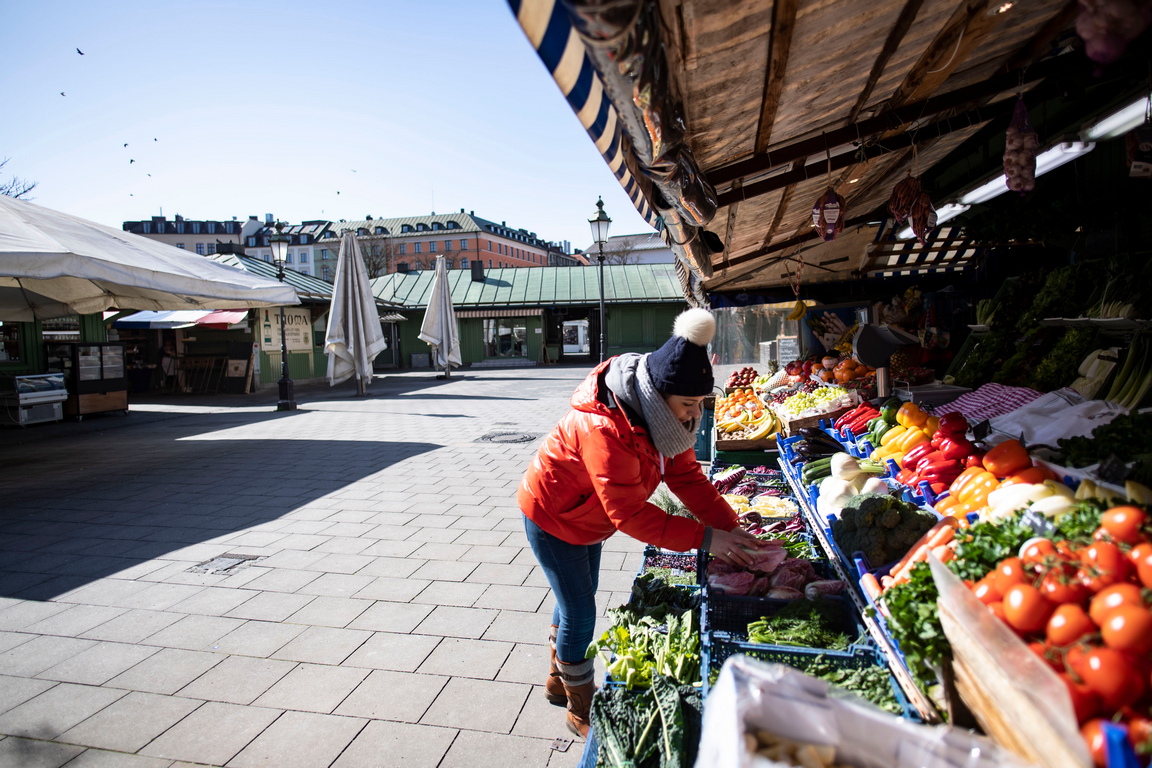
[588,197,612,362]
[268,223,296,411]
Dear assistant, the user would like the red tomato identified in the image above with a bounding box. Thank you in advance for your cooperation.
[1100,506,1149,545]
[1058,672,1101,724]
[1082,647,1145,710]
[1047,603,1097,646]
[1130,543,1152,589]
[1080,541,1132,592]
[987,601,1006,622]
[1081,719,1108,768]
[1040,566,1091,605]
[1027,640,1059,671]
[1021,538,1057,567]
[1101,605,1152,654]
[1129,717,1152,754]
[1002,583,1055,634]
[992,557,1030,595]
[972,577,1002,606]
[1089,583,1145,625]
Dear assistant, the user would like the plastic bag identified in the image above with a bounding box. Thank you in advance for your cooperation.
[695,655,1033,768]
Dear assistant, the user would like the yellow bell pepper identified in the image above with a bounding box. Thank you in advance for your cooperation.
[879,425,908,447]
[896,402,928,428]
[923,415,940,437]
[893,427,928,454]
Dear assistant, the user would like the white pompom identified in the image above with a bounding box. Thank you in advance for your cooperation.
[672,308,716,346]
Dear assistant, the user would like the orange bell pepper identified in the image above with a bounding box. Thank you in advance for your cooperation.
[896,402,928,428]
[1000,466,1047,486]
[983,439,1031,478]
[958,471,999,508]
[934,495,961,515]
[948,466,985,496]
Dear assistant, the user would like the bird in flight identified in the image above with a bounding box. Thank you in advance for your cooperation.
[129,159,135,164]
[60,92,65,96]
[77,48,84,55]
[123,143,128,147]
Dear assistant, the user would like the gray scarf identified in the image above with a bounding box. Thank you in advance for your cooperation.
[605,353,699,459]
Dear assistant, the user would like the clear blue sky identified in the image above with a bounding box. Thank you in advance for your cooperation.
[0,0,654,252]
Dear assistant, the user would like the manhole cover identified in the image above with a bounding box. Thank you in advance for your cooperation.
[477,431,538,444]
[188,553,263,574]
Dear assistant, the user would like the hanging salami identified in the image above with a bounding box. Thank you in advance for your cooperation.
[887,175,922,223]
[811,188,845,242]
[909,191,938,246]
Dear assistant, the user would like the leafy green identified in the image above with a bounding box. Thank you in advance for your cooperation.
[642,567,696,587]
[1058,411,1152,468]
[746,599,853,650]
[622,573,701,621]
[1027,327,1098,393]
[802,656,904,715]
[589,609,701,690]
[590,676,703,768]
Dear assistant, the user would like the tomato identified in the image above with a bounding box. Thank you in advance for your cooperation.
[1047,603,1097,646]
[1027,640,1058,670]
[1040,566,1091,605]
[1058,672,1101,724]
[972,577,1002,606]
[1002,583,1055,634]
[992,557,1030,595]
[1081,719,1108,768]
[1101,605,1152,654]
[1080,541,1132,592]
[1082,647,1145,710]
[1130,543,1152,589]
[987,601,1007,623]
[1021,538,1057,567]
[1088,583,1145,625]
[1100,506,1148,545]
[1129,716,1152,754]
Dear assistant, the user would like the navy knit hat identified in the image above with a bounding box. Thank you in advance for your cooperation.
[645,308,716,396]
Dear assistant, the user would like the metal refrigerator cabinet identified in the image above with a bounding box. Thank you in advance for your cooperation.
[0,373,68,426]
[45,342,129,420]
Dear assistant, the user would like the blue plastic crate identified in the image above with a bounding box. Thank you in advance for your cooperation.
[701,636,918,720]
[703,594,868,651]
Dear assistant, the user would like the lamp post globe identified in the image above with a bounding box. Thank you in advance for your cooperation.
[588,197,611,362]
[268,222,297,411]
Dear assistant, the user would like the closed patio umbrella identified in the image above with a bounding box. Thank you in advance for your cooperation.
[0,195,297,320]
[324,232,386,395]
[418,255,461,378]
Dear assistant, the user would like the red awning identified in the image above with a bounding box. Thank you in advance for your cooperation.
[194,310,249,329]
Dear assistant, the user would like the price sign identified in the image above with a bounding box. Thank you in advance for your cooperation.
[972,419,992,442]
[1021,509,1057,538]
[777,336,800,364]
[1097,454,1132,486]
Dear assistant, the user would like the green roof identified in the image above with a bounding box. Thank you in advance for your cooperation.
[210,253,403,307]
[372,264,685,308]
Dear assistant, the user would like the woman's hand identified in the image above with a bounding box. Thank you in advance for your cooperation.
[708,527,771,569]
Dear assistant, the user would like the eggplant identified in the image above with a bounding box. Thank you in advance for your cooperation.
[797,427,844,451]
[792,440,839,460]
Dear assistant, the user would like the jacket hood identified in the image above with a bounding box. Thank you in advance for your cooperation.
[570,360,614,415]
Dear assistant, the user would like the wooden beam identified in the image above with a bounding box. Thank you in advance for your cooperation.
[761,182,797,249]
[754,0,799,153]
[706,51,1078,187]
[1005,0,1078,70]
[849,0,928,123]
[883,0,1007,111]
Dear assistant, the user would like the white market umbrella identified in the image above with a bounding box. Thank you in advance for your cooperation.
[0,195,298,320]
[324,232,386,394]
[418,255,461,378]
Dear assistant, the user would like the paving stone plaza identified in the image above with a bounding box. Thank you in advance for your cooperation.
[0,366,644,768]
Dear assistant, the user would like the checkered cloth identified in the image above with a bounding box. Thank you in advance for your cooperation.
[936,382,1044,424]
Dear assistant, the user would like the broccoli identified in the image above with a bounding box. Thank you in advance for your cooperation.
[834,493,937,567]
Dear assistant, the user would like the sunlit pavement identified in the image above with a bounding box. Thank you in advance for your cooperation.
[0,366,643,768]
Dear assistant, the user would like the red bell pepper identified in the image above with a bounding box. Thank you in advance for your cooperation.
[936,412,969,436]
[937,435,975,461]
[896,468,917,485]
[836,405,877,429]
[920,459,964,484]
[983,439,1031,478]
[913,450,948,470]
[902,442,935,469]
[930,432,947,450]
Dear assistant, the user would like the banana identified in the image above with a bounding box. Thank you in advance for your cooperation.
[787,299,806,321]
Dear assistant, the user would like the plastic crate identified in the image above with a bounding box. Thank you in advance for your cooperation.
[638,544,698,585]
[701,636,919,720]
[702,594,866,649]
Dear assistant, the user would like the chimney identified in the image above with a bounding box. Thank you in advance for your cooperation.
[460,208,465,213]
[265,213,274,224]
[397,262,409,274]
[470,261,485,282]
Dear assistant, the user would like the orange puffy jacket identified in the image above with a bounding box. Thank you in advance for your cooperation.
[518,361,738,551]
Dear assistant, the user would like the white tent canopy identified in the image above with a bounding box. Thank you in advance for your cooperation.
[325,232,386,394]
[0,195,298,321]
[418,255,461,378]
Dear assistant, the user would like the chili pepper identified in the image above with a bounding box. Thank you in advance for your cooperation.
[870,420,892,446]
[902,442,935,468]
[896,468,917,485]
[896,402,928,428]
[982,439,1031,478]
[936,412,969,436]
[937,435,975,462]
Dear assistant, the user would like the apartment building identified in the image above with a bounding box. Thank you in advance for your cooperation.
[121,215,258,256]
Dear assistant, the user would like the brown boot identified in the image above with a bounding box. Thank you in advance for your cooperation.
[545,625,566,706]
[557,658,595,738]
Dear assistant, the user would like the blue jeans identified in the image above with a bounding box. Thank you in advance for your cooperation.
[523,515,603,664]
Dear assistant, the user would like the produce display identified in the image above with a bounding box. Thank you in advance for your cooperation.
[744,729,850,768]
[774,385,852,420]
[590,676,702,768]
[830,493,938,570]
[745,599,854,651]
[714,388,781,442]
[725,366,760,389]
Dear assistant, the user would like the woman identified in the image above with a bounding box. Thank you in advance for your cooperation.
[518,308,770,737]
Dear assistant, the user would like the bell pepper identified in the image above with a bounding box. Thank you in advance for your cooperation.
[957,471,999,507]
[893,427,929,454]
[879,398,902,425]
[902,442,935,469]
[964,452,986,469]
[982,439,1031,478]
[896,402,928,428]
[879,425,908,447]
[937,435,974,462]
[936,411,969,436]
[1000,466,1047,486]
[920,459,964,485]
[948,466,987,497]
[912,450,948,470]
[923,415,940,437]
[896,467,918,485]
[935,495,961,515]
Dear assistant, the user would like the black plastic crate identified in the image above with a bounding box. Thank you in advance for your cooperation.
[702,593,865,649]
[637,544,698,585]
[701,636,918,720]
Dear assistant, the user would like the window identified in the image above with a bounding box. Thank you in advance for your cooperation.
[429,241,436,252]
[176,243,185,249]
[322,266,331,281]
[401,224,412,233]
[248,237,256,247]
[488,260,492,268]
[195,243,205,255]
[358,228,367,236]
[320,249,329,260]
[264,253,271,262]
[205,223,214,234]
[488,242,493,252]
[192,222,201,234]
[207,244,216,255]
[142,223,151,233]
[375,227,386,235]
[461,239,468,249]
[300,252,309,263]
[414,243,422,254]
[226,222,235,234]
[432,222,442,230]
[176,222,185,234]
[398,244,407,255]
[461,258,469,268]
[286,253,293,264]
[0,321,22,362]
[416,223,427,231]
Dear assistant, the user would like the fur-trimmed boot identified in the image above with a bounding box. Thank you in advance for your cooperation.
[557,658,596,738]
[545,625,566,706]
